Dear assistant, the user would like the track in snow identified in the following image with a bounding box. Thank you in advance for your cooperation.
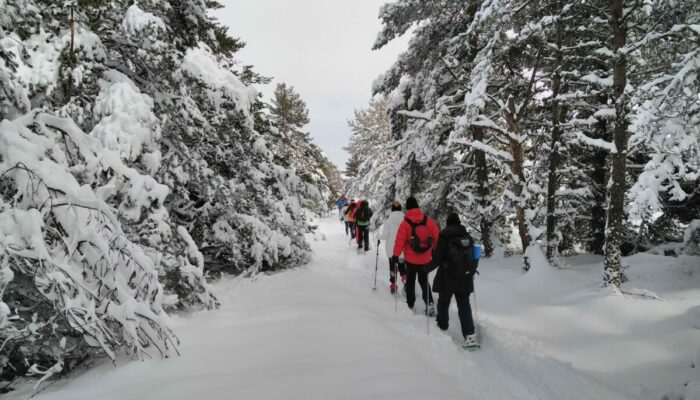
[10,217,634,400]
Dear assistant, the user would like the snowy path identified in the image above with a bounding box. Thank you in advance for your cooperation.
[13,217,635,400]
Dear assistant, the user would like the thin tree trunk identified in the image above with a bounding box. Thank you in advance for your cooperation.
[472,126,493,257]
[505,96,531,267]
[589,118,609,254]
[603,0,629,288]
[545,4,564,264]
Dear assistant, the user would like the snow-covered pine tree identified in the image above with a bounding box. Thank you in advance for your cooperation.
[370,0,507,256]
[344,95,396,217]
[1,0,337,387]
[627,2,700,250]
[266,82,338,213]
[366,0,698,275]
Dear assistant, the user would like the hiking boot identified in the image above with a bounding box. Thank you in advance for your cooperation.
[389,283,398,294]
[463,334,479,349]
[426,305,436,317]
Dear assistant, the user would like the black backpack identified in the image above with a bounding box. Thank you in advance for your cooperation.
[405,216,433,253]
[446,234,478,278]
[357,206,370,222]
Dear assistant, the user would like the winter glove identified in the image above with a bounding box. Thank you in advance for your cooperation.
[391,255,399,265]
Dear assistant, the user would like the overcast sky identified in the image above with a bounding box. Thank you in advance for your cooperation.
[212,0,409,169]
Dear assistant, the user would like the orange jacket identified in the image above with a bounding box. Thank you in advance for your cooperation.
[345,203,357,222]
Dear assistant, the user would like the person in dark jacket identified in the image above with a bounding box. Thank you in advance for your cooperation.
[355,200,373,251]
[431,212,477,347]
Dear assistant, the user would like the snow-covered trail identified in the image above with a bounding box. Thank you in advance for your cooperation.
[15,217,633,400]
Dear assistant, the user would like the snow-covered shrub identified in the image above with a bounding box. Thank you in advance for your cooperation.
[685,220,700,256]
[0,113,178,382]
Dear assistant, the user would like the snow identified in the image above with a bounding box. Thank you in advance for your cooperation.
[91,69,161,161]
[121,4,166,35]
[8,217,698,400]
[396,109,434,120]
[575,131,618,153]
[178,44,258,122]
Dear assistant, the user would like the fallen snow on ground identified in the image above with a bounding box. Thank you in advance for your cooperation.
[7,217,699,400]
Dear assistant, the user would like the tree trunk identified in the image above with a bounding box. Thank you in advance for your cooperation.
[504,96,531,268]
[603,0,629,288]
[589,118,609,254]
[472,126,493,257]
[545,6,564,265]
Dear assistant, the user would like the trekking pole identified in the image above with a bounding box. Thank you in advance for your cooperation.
[372,240,379,291]
[394,260,398,312]
[472,283,479,338]
[426,277,431,334]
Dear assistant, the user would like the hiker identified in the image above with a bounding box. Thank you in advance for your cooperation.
[336,194,348,218]
[341,203,351,235]
[392,197,439,315]
[345,199,357,239]
[352,200,364,245]
[377,200,407,293]
[354,200,373,251]
[430,212,478,348]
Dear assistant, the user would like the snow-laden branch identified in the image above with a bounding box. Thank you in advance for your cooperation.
[575,131,618,153]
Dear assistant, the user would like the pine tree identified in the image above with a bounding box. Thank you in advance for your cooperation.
[345,154,361,178]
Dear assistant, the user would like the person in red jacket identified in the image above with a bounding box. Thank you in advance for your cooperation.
[392,197,440,315]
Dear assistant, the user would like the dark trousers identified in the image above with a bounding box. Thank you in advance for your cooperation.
[388,257,407,283]
[406,263,433,308]
[436,289,475,337]
[349,222,356,239]
[344,221,351,235]
[357,224,369,250]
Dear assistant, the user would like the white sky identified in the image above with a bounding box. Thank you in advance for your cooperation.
[212,0,409,169]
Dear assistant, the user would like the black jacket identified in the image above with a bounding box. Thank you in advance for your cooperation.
[431,224,474,294]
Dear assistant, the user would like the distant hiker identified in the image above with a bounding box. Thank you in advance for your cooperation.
[392,197,439,315]
[352,200,364,245]
[336,194,348,217]
[377,200,407,293]
[341,203,351,235]
[345,199,357,239]
[355,200,373,251]
[431,213,479,348]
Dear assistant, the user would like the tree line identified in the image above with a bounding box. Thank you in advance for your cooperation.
[345,0,699,283]
[0,0,338,389]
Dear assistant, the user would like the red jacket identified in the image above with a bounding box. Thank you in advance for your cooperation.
[393,208,440,266]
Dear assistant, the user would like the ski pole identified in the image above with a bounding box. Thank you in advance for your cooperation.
[373,240,379,291]
[472,281,478,339]
[394,258,398,312]
[425,269,432,334]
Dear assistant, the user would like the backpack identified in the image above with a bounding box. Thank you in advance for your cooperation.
[446,234,479,278]
[357,206,370,223]
[345,204,356,217]
[405,216,434,253]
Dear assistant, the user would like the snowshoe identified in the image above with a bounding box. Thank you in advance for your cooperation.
[462,334,480,351]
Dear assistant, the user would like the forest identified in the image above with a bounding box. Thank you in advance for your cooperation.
[345,0,699,281]
[0,0,698,397]
[0,0,339,388]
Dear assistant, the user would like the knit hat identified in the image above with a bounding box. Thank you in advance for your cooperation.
[406,197,419,210]
[391,200,402,211]
[446,212,461,226]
